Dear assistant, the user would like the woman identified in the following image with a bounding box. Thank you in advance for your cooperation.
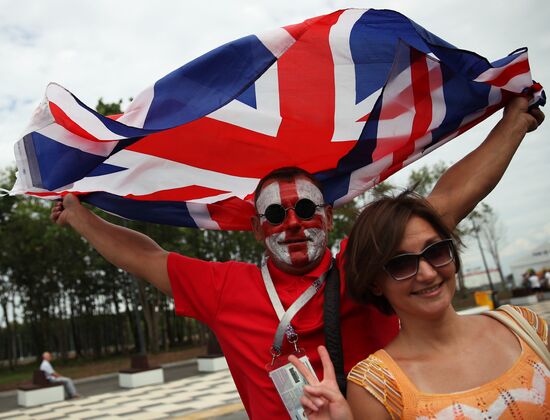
[290,191,550,419]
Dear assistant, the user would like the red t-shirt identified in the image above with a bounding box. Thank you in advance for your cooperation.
[168,242,398,419]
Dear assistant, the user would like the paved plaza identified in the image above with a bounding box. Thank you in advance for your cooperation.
[1,300,549,420]
[0,369,245,420]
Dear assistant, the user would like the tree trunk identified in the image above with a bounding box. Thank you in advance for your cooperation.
[0,300,14,370]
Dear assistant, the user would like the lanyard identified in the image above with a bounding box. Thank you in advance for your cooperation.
[261,256,332,363]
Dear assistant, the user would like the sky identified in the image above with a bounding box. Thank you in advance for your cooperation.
[1,0,549,284]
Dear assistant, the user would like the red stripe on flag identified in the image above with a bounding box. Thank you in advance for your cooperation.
[379,49,432,180]
[48,102,104,142]
[283,10,344,41]
[207,197,256,230]
[124,185,229,202]
[485,59,530,88]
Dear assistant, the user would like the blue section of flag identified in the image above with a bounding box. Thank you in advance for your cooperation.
[83,192,199,228]
[86,163,127,177]
[350,9,447,103]
[32,132,106,190]
[144,35,274,129]
[237,84,257,108]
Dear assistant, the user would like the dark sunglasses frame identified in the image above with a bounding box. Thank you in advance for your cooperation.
[384,238,455,281]
[257,198,326,225]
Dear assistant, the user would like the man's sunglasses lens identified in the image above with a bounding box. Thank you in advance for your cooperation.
[264,199,318,225]
[294,199,317,219]
[264,204,286,224]
[385,240,453,280]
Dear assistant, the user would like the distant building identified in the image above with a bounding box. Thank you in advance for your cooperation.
[509,242,550,286]
[462,267,503,290]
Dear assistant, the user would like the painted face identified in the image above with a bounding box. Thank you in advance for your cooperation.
[378,216,456,320]
[255,176,332,274]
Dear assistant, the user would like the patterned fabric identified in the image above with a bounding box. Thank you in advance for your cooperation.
[348,355,404,419]
[348,307,550,419]
[510,305,549,345]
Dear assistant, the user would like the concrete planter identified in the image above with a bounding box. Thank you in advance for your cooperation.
[118,368,164,388]
[197,356,228,372]
[17,385,64,407]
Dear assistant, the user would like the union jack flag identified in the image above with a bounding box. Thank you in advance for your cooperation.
[10,9,545,230]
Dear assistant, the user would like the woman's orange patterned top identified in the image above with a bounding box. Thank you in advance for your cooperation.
[348,306,549,419]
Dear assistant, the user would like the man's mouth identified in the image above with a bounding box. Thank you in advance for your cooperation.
[411,280,445,295]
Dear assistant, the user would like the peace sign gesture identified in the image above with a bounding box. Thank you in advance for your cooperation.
[288,346,353,420]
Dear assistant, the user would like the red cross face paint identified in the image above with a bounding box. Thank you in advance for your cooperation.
[255,176,331,274]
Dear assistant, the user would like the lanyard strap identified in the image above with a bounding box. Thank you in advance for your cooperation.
[261,256,331,355]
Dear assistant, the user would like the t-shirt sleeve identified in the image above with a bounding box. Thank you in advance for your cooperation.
[167,252,236,325]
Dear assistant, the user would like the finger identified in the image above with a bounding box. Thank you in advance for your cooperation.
[304,384,344,403]
[299,395,320,413]
[288,355,319,385]
[529,107,545,126]
[317,345,337,382]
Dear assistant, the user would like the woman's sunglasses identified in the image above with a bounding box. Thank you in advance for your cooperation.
[384,239,455,281]
[257,198,325,225]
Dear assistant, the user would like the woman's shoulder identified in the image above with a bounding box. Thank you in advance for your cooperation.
[492,304,548,344]
[348,352,404,419]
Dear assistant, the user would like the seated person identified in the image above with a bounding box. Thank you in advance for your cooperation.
[290,192,550,419]
[40,352,80,399]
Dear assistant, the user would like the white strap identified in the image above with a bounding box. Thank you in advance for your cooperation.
[486,306,550,367]
[261,256,330,354]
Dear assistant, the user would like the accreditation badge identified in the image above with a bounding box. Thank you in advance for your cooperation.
[266,348,318,419]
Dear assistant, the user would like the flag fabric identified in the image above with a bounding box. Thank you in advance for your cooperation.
[10,8,545,230]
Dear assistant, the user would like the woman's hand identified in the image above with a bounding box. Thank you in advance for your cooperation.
[289,346,352,420]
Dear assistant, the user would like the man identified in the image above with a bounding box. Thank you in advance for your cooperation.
[51,97,543,418]
[39,352,80,399]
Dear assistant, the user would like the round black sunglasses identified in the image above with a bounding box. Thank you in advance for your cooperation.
[257,198,326,225]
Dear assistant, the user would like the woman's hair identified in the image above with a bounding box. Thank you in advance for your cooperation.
[344,190,461,315]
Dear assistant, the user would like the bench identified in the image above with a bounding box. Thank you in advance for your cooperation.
[17,370,64,407]
[118,354,164,388]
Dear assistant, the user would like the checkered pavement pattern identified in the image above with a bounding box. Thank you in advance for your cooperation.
[0,370,241,420]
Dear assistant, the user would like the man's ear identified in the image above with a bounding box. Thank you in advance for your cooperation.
[251,215,264,242]
[324,204,334,231]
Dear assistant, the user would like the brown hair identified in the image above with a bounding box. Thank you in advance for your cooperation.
[344,190,461,315]
[253,167,324,206]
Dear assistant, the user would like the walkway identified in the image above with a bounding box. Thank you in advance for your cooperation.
[0,359,247,420]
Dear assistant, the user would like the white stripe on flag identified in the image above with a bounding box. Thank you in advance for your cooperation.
[257,27,296,58]
[117,85,155,128]
[474,52,532,93]
[187,203,221,230]
[46,83,126,141]
[67,150,260,201]
[330,8,380,142]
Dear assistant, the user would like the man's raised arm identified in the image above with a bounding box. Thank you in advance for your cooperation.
[51,193,171,296]
[427,96,544,230]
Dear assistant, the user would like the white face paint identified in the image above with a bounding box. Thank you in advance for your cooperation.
[256,177,329,271]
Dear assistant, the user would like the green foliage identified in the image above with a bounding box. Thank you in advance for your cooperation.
[406,161,448,196]
[95,98,123,116]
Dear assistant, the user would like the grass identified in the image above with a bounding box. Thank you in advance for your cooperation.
[0,346,206,392]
